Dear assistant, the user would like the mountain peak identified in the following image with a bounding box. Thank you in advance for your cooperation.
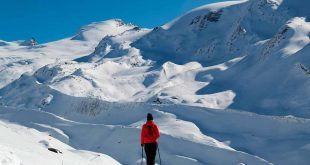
[71,19,135,42]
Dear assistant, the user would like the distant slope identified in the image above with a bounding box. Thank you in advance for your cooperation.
[1,0,309,117]
[0,19,136,88]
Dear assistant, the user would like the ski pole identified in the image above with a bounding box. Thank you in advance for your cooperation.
[157,143,162,165]
[141,145,144,165]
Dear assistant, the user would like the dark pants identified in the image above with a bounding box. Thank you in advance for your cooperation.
[144,142,157,165]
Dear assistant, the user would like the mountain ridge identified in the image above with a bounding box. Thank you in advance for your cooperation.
[1,0,309,117]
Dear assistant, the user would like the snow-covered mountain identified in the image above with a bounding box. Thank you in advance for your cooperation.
[1,0,310,164]
[0,19,135,89]
[132,0,310,117]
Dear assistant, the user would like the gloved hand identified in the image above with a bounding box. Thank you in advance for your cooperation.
[141,144,144,147]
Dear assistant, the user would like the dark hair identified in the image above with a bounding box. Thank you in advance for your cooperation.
[147,113,153,121]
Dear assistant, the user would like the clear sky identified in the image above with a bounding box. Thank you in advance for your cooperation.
[0,0,223,43]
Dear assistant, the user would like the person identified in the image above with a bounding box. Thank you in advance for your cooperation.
[141,113,160,165]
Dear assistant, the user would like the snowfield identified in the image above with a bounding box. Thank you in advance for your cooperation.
[1,0,310,164]
[0,119,121,165]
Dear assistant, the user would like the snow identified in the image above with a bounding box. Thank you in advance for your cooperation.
[1,100,310,164]
[0,19,136,88]
[1,0,310,164]
[0,106,271,165]
[0,119,120,165]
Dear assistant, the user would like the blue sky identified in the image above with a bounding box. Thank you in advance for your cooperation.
[1,0,222,43]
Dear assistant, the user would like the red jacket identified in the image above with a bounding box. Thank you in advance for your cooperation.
[141,120,160,144]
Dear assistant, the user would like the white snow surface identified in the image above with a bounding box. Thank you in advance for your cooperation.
[0,119,120,165]
[1,0,310,164]
[0,19,135,88]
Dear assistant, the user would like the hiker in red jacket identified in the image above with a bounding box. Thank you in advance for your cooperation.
[141,113,160,165]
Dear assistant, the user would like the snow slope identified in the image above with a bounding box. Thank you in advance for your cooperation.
[0,105,272,165]
[2,0,309,116]
[0,19,136,88]
[200,17,310,117]
[1,100,309,164]
[0,119,120,165]
[131,0,310,116]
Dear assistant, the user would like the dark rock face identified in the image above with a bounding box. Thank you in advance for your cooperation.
[189,10,223,30]
[19,37,38,46]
